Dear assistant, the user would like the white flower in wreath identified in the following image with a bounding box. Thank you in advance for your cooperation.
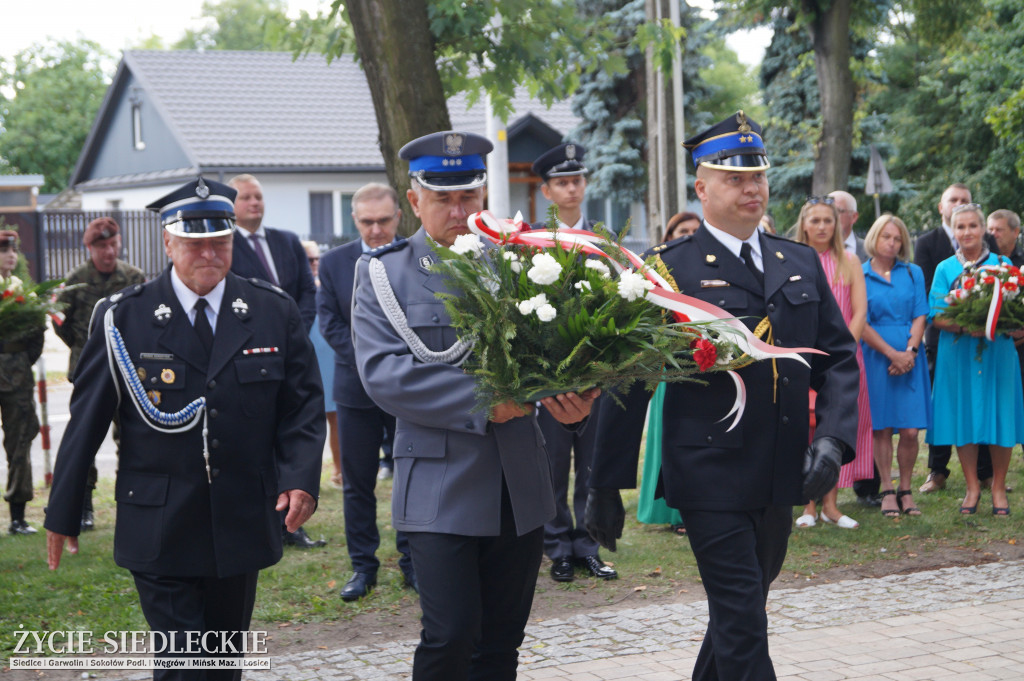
[617,269,654,302]
[527,252,562,285]
[585,260,611,279]
[3,275,23,293]
[450,233,485,257]
[502,250,522,273]
[535,303,557,322]
[574,280,592,291]
[518,292,548,315]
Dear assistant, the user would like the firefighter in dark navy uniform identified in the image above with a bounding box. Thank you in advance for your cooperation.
[45,177,325,681]
[585,112,860,681]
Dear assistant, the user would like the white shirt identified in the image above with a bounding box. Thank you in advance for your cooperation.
[702,220,764,272]
[170,267,225,334]
[941,222,957,251]
[844,230,858,254]
[236,225,280,284]
[557,215,587,230]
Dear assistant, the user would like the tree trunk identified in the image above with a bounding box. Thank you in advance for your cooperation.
[805,0,854,194]
[644,0,681,245]
[345,0,451,236]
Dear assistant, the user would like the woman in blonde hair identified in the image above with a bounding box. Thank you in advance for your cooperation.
[860,215,930,517]
[793,197,873,529]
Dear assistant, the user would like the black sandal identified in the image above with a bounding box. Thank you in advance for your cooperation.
[879,490,900,518]
[897,489,921,516]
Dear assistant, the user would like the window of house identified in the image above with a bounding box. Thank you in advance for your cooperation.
[309,192,335,242]
[131,91,145,151]
[340,194,358,240]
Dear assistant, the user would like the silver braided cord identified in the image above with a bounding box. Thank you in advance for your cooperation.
[368,257,474,366]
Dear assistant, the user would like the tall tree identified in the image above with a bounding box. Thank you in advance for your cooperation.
[0,40,110,193]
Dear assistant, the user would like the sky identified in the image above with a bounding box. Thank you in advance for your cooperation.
[2,1,771,66]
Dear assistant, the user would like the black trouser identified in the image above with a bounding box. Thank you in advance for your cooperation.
[337,404,410,574]
[538,409,599,560]
[925,344,992,479]
[407,483,544,681]
[131,570,259,681]
[682,505,792,681]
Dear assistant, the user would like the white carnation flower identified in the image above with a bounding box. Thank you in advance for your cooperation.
[574,280,592,291]
[503,250,522,273]
[450,233,485,257]
[527,253,562,285]
[585,259,612,279]
[535,303,557,322]
[518,292,548,315]
[617,270,654,302]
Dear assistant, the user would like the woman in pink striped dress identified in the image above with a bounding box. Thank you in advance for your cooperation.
[792,196,873,529]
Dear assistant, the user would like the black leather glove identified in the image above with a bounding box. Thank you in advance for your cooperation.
[584,488,625,552]
[802,436,843,500]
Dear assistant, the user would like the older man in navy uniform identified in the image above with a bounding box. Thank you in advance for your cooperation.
[529,143,615,582]
[585,112,859,681]
[351,131,598,681]
[45,178,325,681]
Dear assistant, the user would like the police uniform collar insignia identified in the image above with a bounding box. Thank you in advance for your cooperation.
[706,254,717,263]
[195,177,210,199]
[775,251,785,260]
[444,133,465,155]
[154,303,173,323]
[231,297,249,318]
[420,254,434,270]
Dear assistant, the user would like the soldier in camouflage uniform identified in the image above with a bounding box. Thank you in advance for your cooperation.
[53,218,145,529]
[0,230,44,535]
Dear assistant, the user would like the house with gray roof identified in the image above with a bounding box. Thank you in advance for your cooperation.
[70,50,639,243]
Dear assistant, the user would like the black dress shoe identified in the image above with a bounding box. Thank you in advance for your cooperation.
[550,556,575,582]
[81,510,95,532]
[577,554,618,580]
[8,519,38,535]
[401,567,418,594]
[340,572,377,601]
[856,494,882,508]
[282,526,327,549]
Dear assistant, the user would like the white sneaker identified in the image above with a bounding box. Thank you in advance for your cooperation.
[795,514,816,528]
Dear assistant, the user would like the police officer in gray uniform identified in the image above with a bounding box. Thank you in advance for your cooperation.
[351,131,599,681]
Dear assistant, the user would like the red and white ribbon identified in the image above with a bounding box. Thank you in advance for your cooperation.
[984,271,1004,342]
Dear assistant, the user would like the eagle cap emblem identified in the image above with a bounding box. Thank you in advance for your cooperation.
[195,177,210,199]
[736,110,752,134]
[444,133,464,156]
[566,144,576,160]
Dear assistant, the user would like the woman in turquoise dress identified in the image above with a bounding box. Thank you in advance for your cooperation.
[860,215,931,517]
[927,204,1024,516]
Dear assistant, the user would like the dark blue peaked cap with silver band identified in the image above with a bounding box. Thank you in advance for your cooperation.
[400,131,493,191]
[532,143,588,182]
[146,177,237,238]
[683,110,770,172]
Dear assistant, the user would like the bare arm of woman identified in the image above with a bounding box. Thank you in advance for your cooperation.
[846,253,868,342]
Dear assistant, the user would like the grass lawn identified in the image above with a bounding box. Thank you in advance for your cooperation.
[2,436,1021,662]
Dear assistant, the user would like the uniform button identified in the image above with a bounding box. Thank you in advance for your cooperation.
[260,368,268,376]
[208,380,217,389]
[706,435,713,443]
[718,299,726,306]
[209,409,218,418]
[211,468,220,478]
[465,421,474,430]
[407,445,413,452]
[128,490,134,498]
[211,439,220,449]
[768,303,776,312]
[150,377,157,384]
[432,314,440,322]
[801,292,809,299]
[781,377,789,386]
[782,416,790,425]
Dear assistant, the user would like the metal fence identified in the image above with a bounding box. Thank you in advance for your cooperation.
[38,211,167,281]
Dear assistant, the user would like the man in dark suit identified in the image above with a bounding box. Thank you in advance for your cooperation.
[351,131,598,680]
[46,178,325,681]
[228,173,322,548]
[317,182,413,601]
[585,112,859,681]
[529,143,615,583]
[914,183,994,493]
[229,174,317,332]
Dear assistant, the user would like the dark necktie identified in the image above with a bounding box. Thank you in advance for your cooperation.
[193,298,214,356]
[249,233,279,286]
[740,241,764,287]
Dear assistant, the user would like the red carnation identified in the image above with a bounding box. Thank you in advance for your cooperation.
[2,290,11,299]
[690,338,717,371]
[963,277,975,290]
[983,276,996,285]
[15,295,25,303]
[1004,281,1018,292]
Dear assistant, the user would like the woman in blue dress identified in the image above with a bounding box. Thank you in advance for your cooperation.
[860,215,931,517]
[927,204,1024,516]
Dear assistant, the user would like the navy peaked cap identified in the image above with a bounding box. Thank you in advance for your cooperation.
[146,177,237,238]
[399,131,493,191]
[683,111,770,171]
[532,143,588,181]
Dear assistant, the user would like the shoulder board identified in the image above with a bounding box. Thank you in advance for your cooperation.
[105,282,145,305]
[247,278,289,298]
[646,234,691,257]
[365,237,409,259]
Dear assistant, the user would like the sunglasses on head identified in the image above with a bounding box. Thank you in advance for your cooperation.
[0,242,18,253]
[806,196,835,206]
[951,202,983,216]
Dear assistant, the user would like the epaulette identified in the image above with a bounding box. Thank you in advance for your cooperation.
[248,278,289,298]
[366,237,409,258]
[105,282,145,305]
[646,233,692,257]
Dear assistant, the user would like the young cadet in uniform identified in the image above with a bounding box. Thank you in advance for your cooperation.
[351,131,599,681]
[530,143,615,582]
[46,178,325,681]
[585,112,860,681]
